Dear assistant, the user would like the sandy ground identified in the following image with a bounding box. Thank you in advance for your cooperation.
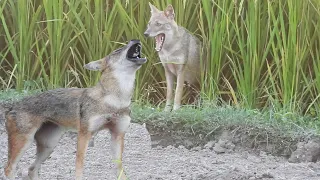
[0,122,320,180]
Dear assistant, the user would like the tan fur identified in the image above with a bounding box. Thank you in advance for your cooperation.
[3,40,146,180]
[144,3,203,111]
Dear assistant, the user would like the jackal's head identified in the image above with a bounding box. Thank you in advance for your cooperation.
[84,40,147,73]
[144,3,177,52]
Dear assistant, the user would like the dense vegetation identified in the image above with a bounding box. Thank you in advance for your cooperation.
[0,0,320,119]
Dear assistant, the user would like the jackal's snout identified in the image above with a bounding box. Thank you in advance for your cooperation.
[143,31,150,37]
[84,39,147,71]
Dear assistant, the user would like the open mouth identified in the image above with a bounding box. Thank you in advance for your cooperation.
[126,41,147,65]
[155,33,165,52]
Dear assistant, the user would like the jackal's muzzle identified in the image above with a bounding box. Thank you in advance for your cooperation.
[126,40,147,65]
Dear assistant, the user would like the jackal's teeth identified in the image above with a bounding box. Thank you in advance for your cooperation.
[132,52,140,57]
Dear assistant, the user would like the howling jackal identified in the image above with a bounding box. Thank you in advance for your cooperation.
[1,40,147,180]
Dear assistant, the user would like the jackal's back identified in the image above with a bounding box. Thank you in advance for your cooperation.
[11,88,85,128]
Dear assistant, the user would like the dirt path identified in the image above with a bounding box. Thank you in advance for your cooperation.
[0,123,319,180]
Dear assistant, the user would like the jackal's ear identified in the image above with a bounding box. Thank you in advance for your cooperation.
[149,2,160,13]
[164,4,175,20]
[84,58,106,71]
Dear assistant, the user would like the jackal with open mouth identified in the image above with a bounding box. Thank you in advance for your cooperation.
[144,3,202,111]
[1,40,147,180]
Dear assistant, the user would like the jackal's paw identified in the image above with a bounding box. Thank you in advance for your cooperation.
[4,167,16,180]
[88,139,95,147]
[27,171,39,180]
[164,106,172,112]
[117,173,128,180]
[172,104,181,111]
[2,176,14,180]
[1,172,14,180]
[116,168,128,180]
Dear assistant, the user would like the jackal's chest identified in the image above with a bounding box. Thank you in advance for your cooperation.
[87,108,131,132]
[103,94,131,109]
[159,50,185,62]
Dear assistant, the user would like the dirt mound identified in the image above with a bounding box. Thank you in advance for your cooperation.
[289,139,320,163]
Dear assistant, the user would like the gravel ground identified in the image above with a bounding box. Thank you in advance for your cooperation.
[1,122,320,180]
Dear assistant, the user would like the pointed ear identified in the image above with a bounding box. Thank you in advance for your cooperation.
[83,58,106,71]
[149,2,160,13]
[164,4,175,20]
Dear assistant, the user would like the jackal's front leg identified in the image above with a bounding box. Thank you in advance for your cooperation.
[173,65,185,110]
[164,65,175,112]
[110,116,131,180]
[75,130,92,180]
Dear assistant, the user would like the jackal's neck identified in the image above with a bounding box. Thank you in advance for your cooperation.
[94,69,136,109]
[96,69,136,105]
[166,25,183,43]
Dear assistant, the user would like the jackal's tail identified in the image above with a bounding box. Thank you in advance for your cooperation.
[0,101,13,125]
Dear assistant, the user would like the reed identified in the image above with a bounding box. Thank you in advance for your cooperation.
[0,0,319,118]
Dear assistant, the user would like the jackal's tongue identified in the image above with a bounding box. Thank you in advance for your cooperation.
[155,34,165,52]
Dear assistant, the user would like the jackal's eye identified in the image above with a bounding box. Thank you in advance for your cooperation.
[156,22,162,26]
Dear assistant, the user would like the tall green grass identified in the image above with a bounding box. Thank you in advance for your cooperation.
[0,0,320,118]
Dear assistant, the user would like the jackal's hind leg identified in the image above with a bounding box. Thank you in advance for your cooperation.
[28,123,64,180]
[5,113,39,179]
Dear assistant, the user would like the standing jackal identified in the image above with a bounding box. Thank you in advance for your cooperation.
[1,40,147,180]
[144,3,202,111]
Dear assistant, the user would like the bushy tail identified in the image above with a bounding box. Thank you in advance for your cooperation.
[0,101,13,125]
